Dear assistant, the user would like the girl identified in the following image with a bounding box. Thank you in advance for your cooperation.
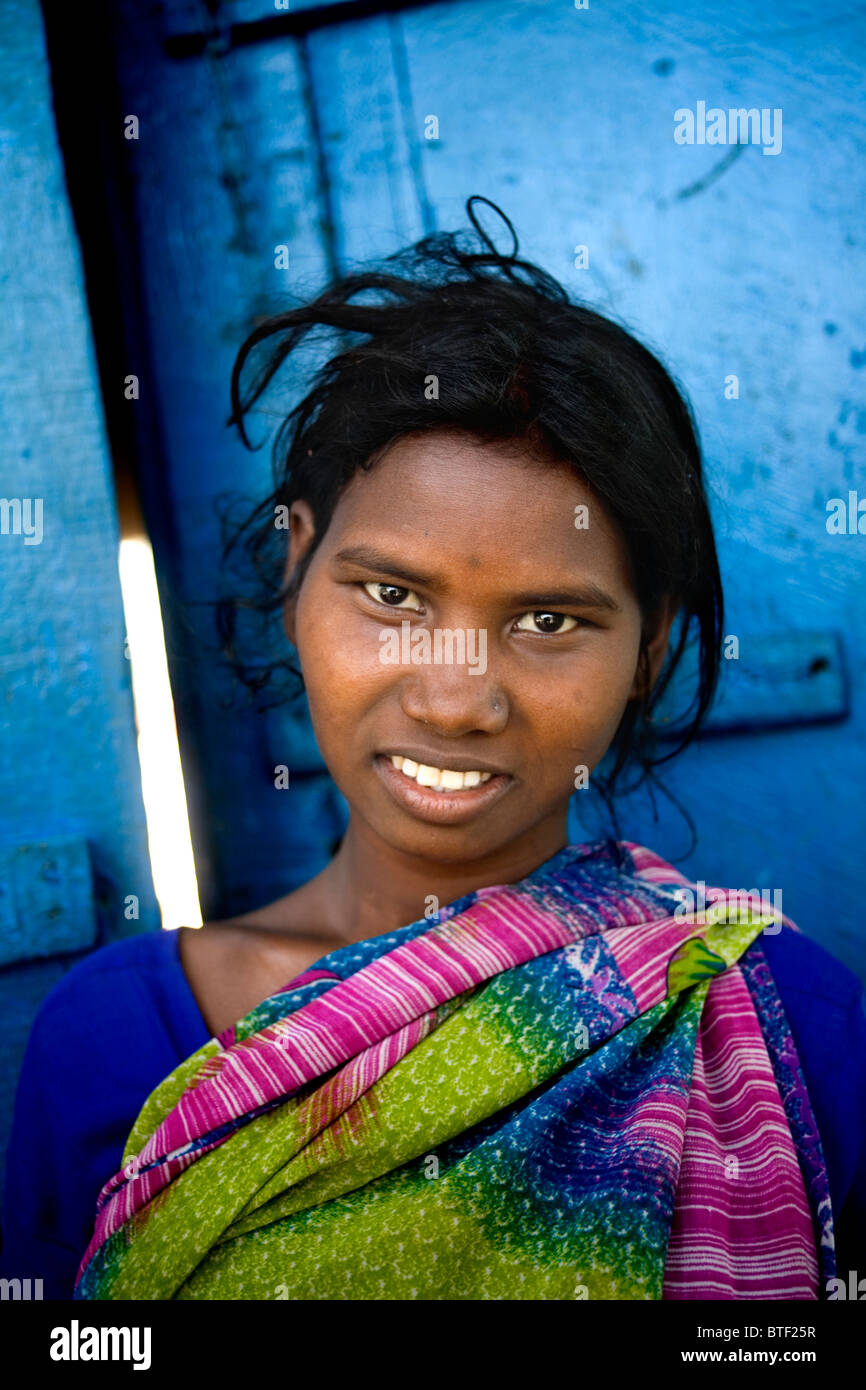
[4,200,864,1300]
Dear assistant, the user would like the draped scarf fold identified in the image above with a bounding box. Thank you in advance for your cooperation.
[73,840,834,1301]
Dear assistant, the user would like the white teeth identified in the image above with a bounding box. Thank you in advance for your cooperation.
[388,755,494,790]
[439,769,464,790]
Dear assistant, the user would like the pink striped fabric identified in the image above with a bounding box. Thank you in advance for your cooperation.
[78,840,823,1298]
[82,880,645,1267]
[663,968,817,1298]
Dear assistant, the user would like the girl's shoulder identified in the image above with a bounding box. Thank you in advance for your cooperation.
[42,925,179,991]
[762,922,865,1008]
[2,930,213,1298]
[9,932,210,1181]
[760,926,866,1242]
[761,923,866,1069]
[26,927,210,1063]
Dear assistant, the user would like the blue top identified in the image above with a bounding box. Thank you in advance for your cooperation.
[1,923,865,1299]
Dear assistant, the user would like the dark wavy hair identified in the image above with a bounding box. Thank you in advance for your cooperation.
[217,196,723,834]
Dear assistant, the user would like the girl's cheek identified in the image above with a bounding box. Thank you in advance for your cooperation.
[300,608,373,675]
[308,640,400,719]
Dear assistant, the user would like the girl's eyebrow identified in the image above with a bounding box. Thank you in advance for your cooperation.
[332,544,622,613]
[332,545,437,588]
[511,586,622,613]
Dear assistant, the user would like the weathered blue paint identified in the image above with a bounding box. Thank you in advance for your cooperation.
[0,838,96,970]
[0,0,158,1168]
[308,0,866,978]
[102,0,866,986]
[161,0,361,39]
[653,630,849,737]
[110,1,349,919]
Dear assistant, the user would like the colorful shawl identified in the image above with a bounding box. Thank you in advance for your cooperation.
[73,840,834,1301]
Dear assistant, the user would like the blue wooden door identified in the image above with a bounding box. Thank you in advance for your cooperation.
[98,0,864,981]
[0,0,158,1174]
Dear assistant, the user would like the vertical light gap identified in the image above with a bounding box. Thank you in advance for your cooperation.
[118,538,203,931]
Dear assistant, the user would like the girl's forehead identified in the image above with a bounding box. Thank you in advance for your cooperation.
[320,437,634,597]
[338,430,597,512]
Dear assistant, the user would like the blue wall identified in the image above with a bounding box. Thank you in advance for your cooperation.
[0,0,158,1170]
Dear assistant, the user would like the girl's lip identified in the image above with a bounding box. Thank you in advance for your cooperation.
[373,754,514,825]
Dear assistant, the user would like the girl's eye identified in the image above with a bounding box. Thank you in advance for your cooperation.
[515,611,579,634]
[363,581,423,611]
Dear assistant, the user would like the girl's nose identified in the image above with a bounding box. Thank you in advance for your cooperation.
[399,665,509,737]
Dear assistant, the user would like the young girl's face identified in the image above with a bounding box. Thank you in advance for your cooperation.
[285,430,671,867]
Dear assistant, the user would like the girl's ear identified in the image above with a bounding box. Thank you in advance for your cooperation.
[282,500,316,646]
[629,595,680,703]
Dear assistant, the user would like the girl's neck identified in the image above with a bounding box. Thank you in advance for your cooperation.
[310,815,570,946]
